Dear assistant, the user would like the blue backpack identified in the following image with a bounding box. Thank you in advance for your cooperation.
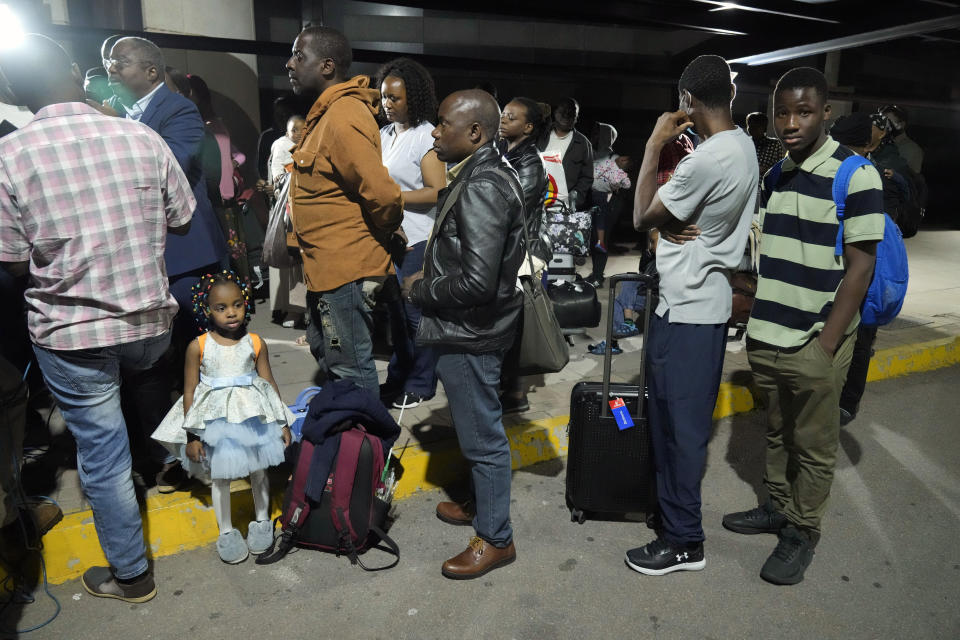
[764,155,908,327]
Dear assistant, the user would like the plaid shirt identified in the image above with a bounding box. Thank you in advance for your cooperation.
[0,102,195,350]
[657,134,694,186]
[754,135,785,177]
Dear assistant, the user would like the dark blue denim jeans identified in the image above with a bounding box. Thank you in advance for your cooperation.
[435,349,513,546]
[33,331,171,579]
[306,279,379,396]
[386,241,438,398]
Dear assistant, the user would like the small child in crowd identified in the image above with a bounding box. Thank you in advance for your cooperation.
[152,271,293,564]
[268,114,306,184]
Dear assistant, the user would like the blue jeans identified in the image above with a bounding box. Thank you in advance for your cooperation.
[645,311,726,545]
[435,349,512,546]
[306,279,378,396]
[386,241,438,398]
[33,332,171,579]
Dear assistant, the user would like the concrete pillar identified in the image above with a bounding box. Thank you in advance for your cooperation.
[141,0,261,185]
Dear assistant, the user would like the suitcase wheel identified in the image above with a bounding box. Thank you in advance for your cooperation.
[570,508,586,524]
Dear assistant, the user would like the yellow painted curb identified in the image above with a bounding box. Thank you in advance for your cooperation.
[17,336,958,584]
[867,335,960,381]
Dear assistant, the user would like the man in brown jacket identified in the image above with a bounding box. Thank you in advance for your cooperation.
[286,26,403,394]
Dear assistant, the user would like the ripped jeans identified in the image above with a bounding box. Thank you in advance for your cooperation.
[306,279,380,396]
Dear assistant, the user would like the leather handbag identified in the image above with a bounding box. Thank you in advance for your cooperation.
[516,272,570,375]
[262,173,297,268]
[505,177,570,376]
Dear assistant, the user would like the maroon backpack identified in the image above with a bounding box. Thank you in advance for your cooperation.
[257,426,399,570]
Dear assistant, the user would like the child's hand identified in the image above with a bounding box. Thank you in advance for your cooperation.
[185,440,206,463]
[281,426,292,447]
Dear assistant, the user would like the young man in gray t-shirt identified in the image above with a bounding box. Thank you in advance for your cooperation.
[627,55,758,576]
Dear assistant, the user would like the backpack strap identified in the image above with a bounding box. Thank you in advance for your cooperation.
[831,155,873,257]
[331,429,380,546]
[353,524,400,572]
[197,333,207,361]
[762,158,785,198]
[331,428,397,570]
[255,440,316,565]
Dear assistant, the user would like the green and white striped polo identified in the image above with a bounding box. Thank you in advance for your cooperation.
[746,136,885,349]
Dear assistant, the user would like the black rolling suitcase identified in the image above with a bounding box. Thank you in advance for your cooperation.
[565,272,656,524]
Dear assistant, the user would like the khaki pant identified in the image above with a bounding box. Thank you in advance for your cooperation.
[0,355,27,528]
[747,332,855,534]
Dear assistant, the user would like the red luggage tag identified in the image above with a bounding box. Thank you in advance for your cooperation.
[609,397,634,430]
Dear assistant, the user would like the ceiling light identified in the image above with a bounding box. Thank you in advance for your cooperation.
[693,0,840,24]
[0,4,25,49]
[730,14,960,65]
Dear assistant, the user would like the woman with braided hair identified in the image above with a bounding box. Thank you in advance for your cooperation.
[377,57,446,410]
[152,271,293,564]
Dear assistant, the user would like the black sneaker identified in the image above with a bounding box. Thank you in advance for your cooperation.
[839,407,855,426]
[501,394,530,415]
[392,392,425,409]
[625,538,705,576]
[722,500,787,535]
[155,461,188,494]
[760,525,814,585]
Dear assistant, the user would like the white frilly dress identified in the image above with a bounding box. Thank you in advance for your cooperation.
[151,333,295,480]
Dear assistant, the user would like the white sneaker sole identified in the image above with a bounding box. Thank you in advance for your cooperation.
[625,556,706,576]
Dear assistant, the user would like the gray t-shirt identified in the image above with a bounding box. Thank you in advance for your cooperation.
[655,127,758,324]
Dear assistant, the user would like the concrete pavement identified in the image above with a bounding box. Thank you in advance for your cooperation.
[9,228,960,585]
[7,364,960,639]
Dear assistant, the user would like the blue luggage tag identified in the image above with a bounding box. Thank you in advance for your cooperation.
[609,397,634,430]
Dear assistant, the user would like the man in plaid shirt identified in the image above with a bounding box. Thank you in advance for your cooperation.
[0,35,194,603]
[746,111,785,177]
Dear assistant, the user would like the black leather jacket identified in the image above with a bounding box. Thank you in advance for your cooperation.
[411,142,524,353]
[503,137,552,263]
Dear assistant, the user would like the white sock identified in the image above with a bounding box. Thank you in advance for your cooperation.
[250,470,270,522]
[211,479,233,533]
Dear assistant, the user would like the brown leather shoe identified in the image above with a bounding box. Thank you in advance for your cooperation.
[28,501,63,537]
[441,536,516,580]
[436,500,475,526]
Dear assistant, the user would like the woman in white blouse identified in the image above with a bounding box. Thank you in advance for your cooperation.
[377,58,446,410]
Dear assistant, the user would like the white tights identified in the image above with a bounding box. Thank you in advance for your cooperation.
[211,470,270,534]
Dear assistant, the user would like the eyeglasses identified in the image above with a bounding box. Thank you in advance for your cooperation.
[106,57,148,71]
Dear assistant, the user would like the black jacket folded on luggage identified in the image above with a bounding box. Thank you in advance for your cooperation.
[299,380,401,502]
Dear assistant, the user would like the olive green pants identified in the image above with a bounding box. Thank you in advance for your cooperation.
[747,332,855,534]
[0,355,27,528]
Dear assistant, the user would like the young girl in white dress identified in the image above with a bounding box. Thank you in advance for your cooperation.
[152,271,293,564]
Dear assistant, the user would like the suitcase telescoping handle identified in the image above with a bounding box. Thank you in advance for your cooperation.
[601,273,655,419]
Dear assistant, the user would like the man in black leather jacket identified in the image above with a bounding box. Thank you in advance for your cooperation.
[402,89,524,580]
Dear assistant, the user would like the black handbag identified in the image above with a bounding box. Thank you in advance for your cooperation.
[547,280,601,329]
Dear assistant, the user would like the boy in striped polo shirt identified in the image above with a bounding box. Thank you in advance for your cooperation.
[722,68,885,585]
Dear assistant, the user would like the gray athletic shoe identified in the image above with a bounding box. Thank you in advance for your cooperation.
[246,520,275,555]
[216,529,249,564]
[82,566,157,603]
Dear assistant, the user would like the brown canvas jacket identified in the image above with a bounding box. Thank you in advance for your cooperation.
[290,75,403,292]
